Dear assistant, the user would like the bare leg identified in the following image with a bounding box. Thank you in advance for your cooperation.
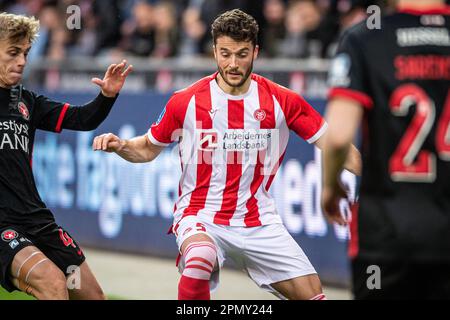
[271,274,324,300]
[67,261,106,300]
[9,246,68,300]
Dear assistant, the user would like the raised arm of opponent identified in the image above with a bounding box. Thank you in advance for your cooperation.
[34,60,133,132]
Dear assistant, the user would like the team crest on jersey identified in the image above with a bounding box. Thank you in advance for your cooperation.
[1,229,18,242]
[18,102,30,120]
[253,109,266,121]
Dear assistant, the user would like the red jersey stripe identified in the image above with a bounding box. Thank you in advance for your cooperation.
[244,84,276,227]
[265,151,286,191]
[244,150,265,227]
[55,103,69,133]
[214,99,244,225]
[182,88,213,218]
[328,88,374,109]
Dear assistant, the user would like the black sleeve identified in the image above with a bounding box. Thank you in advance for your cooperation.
[33,92,118,132]
[327,28,374,109]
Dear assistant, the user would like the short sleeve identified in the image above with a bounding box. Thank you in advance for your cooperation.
[284,92,328,143]
[328,30,374,109]
[147,94,183,146]
[32,94,70,133]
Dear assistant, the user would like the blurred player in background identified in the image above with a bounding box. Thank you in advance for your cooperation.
[93,9,361,300]
[322,0,450,299]
[0,13,132,299]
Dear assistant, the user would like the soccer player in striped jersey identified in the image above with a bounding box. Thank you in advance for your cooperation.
[94,9,361,300]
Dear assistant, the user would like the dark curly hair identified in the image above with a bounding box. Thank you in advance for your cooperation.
[211,9,259,46]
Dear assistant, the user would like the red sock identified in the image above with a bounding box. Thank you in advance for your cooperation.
[178,275,210,300]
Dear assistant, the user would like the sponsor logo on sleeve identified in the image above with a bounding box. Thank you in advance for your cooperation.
[328,53,351,87]
[154,107,166,126]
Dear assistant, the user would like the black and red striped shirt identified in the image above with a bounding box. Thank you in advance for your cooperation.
[328,5,450,261]
[0,86,116,226]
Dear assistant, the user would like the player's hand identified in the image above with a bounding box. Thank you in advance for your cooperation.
[92,133,124,153]
[91,60,133,98]
[321,183,349,226]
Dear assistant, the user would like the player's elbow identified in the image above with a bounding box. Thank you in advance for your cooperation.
[143,149,160,162]
[326,135,352,152]
[74,119,103,131]
[142,137,164,162]
[345,145,362,176]
[126,147,161,163]
[82,123,100,131]
[129,154,155,163]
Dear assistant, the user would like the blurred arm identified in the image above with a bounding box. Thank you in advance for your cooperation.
[321,97,364,187]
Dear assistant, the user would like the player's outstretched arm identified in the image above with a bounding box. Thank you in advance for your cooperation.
[320,97,363,225]
[314,132,361,177]
[91,59,133,98]
[343,144,361,176]
[54,60,133,132]
[92,133,164,163]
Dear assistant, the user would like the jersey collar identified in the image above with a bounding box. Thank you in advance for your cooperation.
[211,72,256,101]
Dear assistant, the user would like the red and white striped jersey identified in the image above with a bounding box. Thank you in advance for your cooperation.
[148,73,327,227]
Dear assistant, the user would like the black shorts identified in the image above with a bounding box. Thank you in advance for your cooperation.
[0,222,85,292]
[352,257,450,299]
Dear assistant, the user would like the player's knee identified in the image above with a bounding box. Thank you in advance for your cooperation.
[181,241,217,280]
[273,274,323,300]
[32,265,69,300]
[45,274,68,300]
[297,276,323,300]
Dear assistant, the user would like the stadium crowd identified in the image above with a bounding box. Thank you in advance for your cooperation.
[0,0,395,62]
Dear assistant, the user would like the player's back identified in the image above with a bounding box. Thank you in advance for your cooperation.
[335,7,450,261]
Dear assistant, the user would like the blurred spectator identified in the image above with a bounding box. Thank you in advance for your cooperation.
[65,0,98,57]
[33,3,68,61]
[339,0,370,31]
[122,1,155,56]
[92,0,123,55]
[178,5,207,57]
[260,0,286,58]
[325,0,377,57]
[152,1,178,57]
[278,0,322,58]
[312,0,341,58]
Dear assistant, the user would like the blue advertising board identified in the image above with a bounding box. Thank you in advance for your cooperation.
[33,92,356,287]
